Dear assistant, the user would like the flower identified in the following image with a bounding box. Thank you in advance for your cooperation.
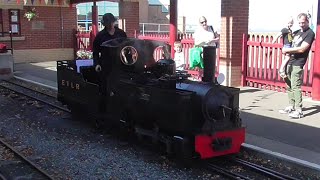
[24,8,38,21]
[76,50,93,59]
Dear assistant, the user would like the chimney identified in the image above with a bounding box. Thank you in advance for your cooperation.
[202,46,216,83]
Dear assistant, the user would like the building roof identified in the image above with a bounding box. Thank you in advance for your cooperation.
[148,0,169,5]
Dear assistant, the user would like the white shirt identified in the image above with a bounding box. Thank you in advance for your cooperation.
[194,25,217,47]
[174,52,185,70]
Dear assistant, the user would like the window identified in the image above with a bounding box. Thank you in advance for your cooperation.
[0,9,3,36]
[161,5,169,13]
[76,2,119,32]
[8,9,21,36]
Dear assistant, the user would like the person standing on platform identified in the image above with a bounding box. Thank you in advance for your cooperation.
[190,16,219,69]
[279,13,315,118]
[194,16,220,47]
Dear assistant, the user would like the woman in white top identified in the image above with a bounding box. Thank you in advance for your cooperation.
[194,16,220,47]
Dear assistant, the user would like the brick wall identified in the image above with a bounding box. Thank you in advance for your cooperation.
[2,6,77,49]
[148,5,169,24]
[220,0,249,87]
[119,1,139,38]
[0,6,77,62]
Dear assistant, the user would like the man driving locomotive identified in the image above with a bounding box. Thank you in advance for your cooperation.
[93,13,127,72]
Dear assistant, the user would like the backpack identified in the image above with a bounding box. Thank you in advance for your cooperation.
[209,26,219,48]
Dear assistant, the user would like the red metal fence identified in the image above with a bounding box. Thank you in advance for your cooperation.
[75,31,91,51]
[241,34,315,97]
[137,33,220,80]
[75,31,220,80]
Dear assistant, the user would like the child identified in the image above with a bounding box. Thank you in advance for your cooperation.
[272,17,294,78]
[173,41,185,70]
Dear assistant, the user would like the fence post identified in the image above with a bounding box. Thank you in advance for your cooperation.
[142,23,145,36]
[89,30,94,51]
[73,29,78,60]
[241,33,248,86]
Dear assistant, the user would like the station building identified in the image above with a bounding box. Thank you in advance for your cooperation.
[0,0,77,63]
[0,0,142,63]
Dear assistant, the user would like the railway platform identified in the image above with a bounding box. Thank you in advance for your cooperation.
[12,61,320,171]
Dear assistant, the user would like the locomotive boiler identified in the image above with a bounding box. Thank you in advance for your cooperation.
[57,38,245,159]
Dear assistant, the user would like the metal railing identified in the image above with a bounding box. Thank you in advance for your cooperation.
[139,23,197,35]
[241,33,315,97]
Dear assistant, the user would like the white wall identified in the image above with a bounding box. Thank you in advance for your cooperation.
[148,0,318,33]
[249,0,318,33]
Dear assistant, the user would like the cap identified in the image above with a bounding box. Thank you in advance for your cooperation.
[101,13,117,26]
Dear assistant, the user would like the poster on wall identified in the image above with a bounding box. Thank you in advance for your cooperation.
[10,10,19,22]
[11,25,19,33]
[11,16,18,22]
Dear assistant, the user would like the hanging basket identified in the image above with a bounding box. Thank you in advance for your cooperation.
[24,8,38,21]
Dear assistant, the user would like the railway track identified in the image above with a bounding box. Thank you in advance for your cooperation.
[0,79,314,179]
[0,138,54,179]
[207,157,300,180]
[0,80,67,179]
[0,80,69,113]
[4,79,57,98]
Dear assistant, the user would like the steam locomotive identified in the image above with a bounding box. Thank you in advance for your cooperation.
[57,38,245,159]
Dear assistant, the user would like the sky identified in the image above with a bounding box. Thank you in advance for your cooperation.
[77,0,318,33]
[249,0,317,32]
[152,0,318,33]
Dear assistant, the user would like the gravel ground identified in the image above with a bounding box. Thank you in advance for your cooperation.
[0,88,223,180]
[1,79,319,179]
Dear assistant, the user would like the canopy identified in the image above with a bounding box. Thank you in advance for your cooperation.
[70,0,118,4]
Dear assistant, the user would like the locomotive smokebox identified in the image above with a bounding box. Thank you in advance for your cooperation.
[202,46,216,83]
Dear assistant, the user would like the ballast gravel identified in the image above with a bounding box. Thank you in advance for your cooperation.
[0,89,221,180]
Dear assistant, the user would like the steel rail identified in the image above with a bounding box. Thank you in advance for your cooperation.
[0,138,54,180]
[3,80,57,98]
[0,83,69,113]
[233,158,300,180]
[207,163,252,180]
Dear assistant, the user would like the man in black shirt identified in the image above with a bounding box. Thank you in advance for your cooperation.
[279,13,315,118]
[93,13,127,71]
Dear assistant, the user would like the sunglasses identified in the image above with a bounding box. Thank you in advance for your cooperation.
[200,21,207,24]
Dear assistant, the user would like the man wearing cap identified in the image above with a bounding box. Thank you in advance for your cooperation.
[93,13,127,71]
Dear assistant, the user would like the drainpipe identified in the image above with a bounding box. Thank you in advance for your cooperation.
[311,1,320,101]
[60,7,64,48]
[169,0,177,58]
[90,1,98,50]
[92,1,98,36]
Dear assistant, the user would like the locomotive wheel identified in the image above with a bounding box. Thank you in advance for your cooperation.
[93,117,104,130]
[172,137,194,167]
[136,133,145,143]
[68,105,87,121]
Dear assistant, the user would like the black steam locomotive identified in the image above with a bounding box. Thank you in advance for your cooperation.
[57,38,245,159]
